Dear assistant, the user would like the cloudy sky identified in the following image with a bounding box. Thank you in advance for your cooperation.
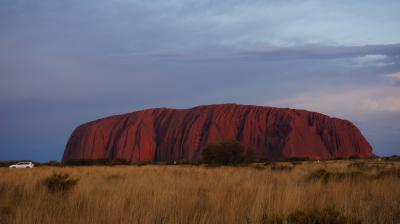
[1,0,399,161]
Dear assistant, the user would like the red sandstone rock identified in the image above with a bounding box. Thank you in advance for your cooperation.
[62,104,373,162]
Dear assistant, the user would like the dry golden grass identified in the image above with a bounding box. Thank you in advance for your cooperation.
[0,160,399,224]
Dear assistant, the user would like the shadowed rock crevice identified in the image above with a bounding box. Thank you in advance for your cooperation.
[109,116,131,160]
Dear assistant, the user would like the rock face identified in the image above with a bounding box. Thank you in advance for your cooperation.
[62,104,373,162]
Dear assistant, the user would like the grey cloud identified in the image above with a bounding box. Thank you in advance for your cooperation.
[350,54,395,68]
[238,44,400,61]
[110,43,400,64]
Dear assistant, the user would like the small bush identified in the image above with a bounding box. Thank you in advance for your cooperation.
[0,183,9,198]
[63,158,133,166]
[63,159,112,166]
[349,155,360,160]
[41,173,79,194]
[38,160,62,167]
[348,162,396,174]
[291,161,302,166]
[347,162,369,171]
[202,140,245,165]
[244,147,257,163]
[287,206,358,224]
[376,168,400,179]
[251,164,266,170]
[305,169,331,182]
[271,165,293,171]
[305,169,370,183]
[205,163,221,168]
[0,204,13,224]
[259,212,284,224]
[285,157,309,162]
[106,174,127,181]
[109,159,131,166]
[135,162,151,166]
[263,161,273,166]
[383,155,400,161]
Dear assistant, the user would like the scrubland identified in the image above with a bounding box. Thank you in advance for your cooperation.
[0,160,399,224]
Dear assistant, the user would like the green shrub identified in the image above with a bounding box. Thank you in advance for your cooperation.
[0,204,13,224]
[244,147,256,163]
[382,155,400,161]
[264,161,273,166]
[106,174,127,181]
[333,171,367,181]
[109,159,131,166]
[251,164,267,170]
[257,207,356,224]
[306,169,334,182]
[305,169,370,183]
[307,167,400,182]
[63,159,109,166]
[271,165,293,171]
[349,155,360,160]
[202,140,245,165]
[37,160,62,167]
[285,157,309,162]
[291,161,302,166]
[41,173,79,194]
[259,212,284,224]
[376,168,400,179]
[347,162,369,171]
[287,206,358,224]
[63,158,133,166]
[0,183,9,198]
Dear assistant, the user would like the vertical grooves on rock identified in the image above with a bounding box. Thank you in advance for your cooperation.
[109,116,130,160]
[236,107,251,142]
[178,111,197,160]
[91,130,97,158]
[265,109,271,154]
[153,109,172,161]
[196,109,213,158]
[255,108,264,151]
[308,112,314,126]
[134,121,143,160]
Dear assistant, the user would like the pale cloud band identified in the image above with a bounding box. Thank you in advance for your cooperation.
[385,72,400,79]
[351,54,394,67]
[273,71,400,116]
[272,85,400,116]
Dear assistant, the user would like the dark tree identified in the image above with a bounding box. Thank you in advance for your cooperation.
[202,140,246,165]
[244,147,256,163]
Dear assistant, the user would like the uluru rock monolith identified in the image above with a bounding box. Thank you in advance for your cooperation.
[62,104,373,162]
